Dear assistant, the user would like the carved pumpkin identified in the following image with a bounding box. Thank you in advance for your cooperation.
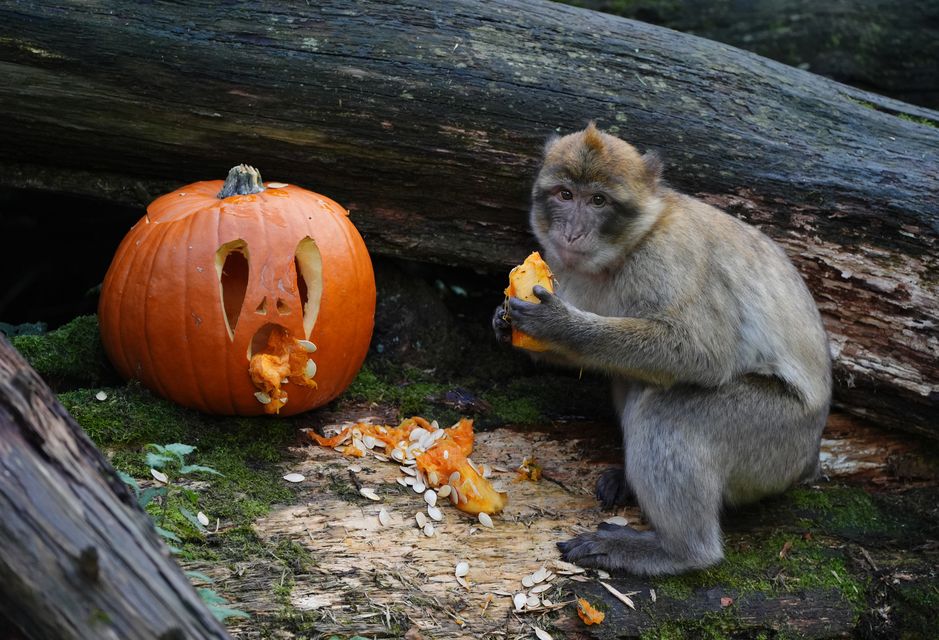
[98,165,375,416]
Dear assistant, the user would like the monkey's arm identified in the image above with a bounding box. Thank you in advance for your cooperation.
[508,287,733,386]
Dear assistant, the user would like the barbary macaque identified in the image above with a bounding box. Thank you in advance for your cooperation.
[494,123,831,575]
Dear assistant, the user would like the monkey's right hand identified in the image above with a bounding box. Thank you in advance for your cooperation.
[492,302,513,346]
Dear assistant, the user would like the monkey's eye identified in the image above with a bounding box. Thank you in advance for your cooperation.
[559,189,573,201]
[591,194,606,206]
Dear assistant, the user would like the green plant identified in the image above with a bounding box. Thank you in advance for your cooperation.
[119,442,249,621]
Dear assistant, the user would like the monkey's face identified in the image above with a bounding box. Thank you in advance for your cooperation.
[530,124,663,274]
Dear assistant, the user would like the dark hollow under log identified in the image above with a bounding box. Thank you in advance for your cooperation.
[0,1,935,438]
[0,335,230,639]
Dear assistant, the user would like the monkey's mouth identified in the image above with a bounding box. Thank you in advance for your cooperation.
[552,244,591,267]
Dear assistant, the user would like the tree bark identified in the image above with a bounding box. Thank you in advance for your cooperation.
[0,1,936,438]
[0,335,230,639]
[565,0,939,110]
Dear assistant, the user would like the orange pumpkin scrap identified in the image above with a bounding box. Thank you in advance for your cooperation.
[308,417,507,515]
[248,325,318,414]
[577,598,606,625]
[98,165,375,416]
[504,251,555,352]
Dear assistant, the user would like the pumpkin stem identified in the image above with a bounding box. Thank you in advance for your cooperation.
[217,164,265,198]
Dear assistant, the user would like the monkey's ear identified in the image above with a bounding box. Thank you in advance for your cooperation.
[642,151,664,185]
[542,132,561,156]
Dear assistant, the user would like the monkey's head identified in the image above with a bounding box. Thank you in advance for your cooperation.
[531,122,664,273]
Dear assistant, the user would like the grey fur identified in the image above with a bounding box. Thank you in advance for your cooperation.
[501,125,831,576]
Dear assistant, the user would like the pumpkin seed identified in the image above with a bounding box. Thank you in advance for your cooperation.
[362,435,379,449]
[532,566,550,583]
[455,561,469,577]
[297,339,316,352]
[456,576,469,589]
[437,484,452,498]
[526,595,540,608]
[254,391,272,404]
[378,508,391,526]
[359,487,380,501]
[267,181,289,188]
[530,583,552,595]
[422,522,435,537]
[443,449,450,460]
[449,471,461,484]
[373,453,389,462]
[409,428,428,443]
[478,512,494,528]
[396,477,409,487]
[431,420,440,430]
[94,391,108,401]
[282,473,304,483]
[513,593,527,611]
[427,505,443,521]
[604,516,629,526]
[534,626,552,640]
[412,480,426,494]
[415,512,428,528]
[151,468,168,484]
[423,489,437,507]
[400,465,418,477]
[521,575,536,588]
[427,470,439,486]
[197,511,210,527]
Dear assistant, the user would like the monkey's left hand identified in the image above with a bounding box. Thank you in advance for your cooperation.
[507,285,580,345]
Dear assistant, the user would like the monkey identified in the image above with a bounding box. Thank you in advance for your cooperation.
[493,123,831,575]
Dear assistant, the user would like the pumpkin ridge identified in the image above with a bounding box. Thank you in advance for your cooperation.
[181,210,214,413]
[137,221,177,401]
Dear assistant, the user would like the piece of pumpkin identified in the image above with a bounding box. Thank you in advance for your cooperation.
[577,598,606,625]
[416,443,507,515]
[307,416,507,515]
[248,325,318,414]
[504,251,555,352]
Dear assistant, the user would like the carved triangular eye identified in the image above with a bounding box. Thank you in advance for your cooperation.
[215,239,249,341]
[294,237,323,340]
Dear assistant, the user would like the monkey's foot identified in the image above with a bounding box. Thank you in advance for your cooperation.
[558,524,717,575]
[595,467,636,509]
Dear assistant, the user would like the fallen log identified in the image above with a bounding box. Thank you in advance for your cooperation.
[566,0,939,110]
[0,335,230,639]
[0,1,935,437]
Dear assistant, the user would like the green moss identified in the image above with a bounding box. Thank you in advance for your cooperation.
[653,529,867,611]
[640,610,741,640]
[892,582,939,639]
[789,485,894,537]
[11,315,115,388]
[897,113,938,128]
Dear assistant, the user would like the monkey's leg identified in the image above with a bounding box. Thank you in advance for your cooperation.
[595,467,636,508]
[596,380,641,509]
[560,419,724,575]
[561,378,824,575]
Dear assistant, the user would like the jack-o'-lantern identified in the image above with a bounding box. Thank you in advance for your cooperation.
[98,165,375,416]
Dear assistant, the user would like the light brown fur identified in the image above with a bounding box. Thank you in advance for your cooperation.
[495,124,831,575]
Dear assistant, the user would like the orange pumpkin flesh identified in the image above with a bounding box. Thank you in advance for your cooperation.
[308,417,507,515]
[577,598,606,625]
[98,165,375,416]
[504,251,555,352]
[248,325,318,414]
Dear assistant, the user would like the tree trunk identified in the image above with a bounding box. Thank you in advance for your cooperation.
[565,0,939,110]
[0,1,936,438]
[0,335,230,639]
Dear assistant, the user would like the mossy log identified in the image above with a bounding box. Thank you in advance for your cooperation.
[0,1,936,438]
[566,0,939,110]
[0,335,230,639]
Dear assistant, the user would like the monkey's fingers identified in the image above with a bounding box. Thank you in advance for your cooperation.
[531,284,554,303]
